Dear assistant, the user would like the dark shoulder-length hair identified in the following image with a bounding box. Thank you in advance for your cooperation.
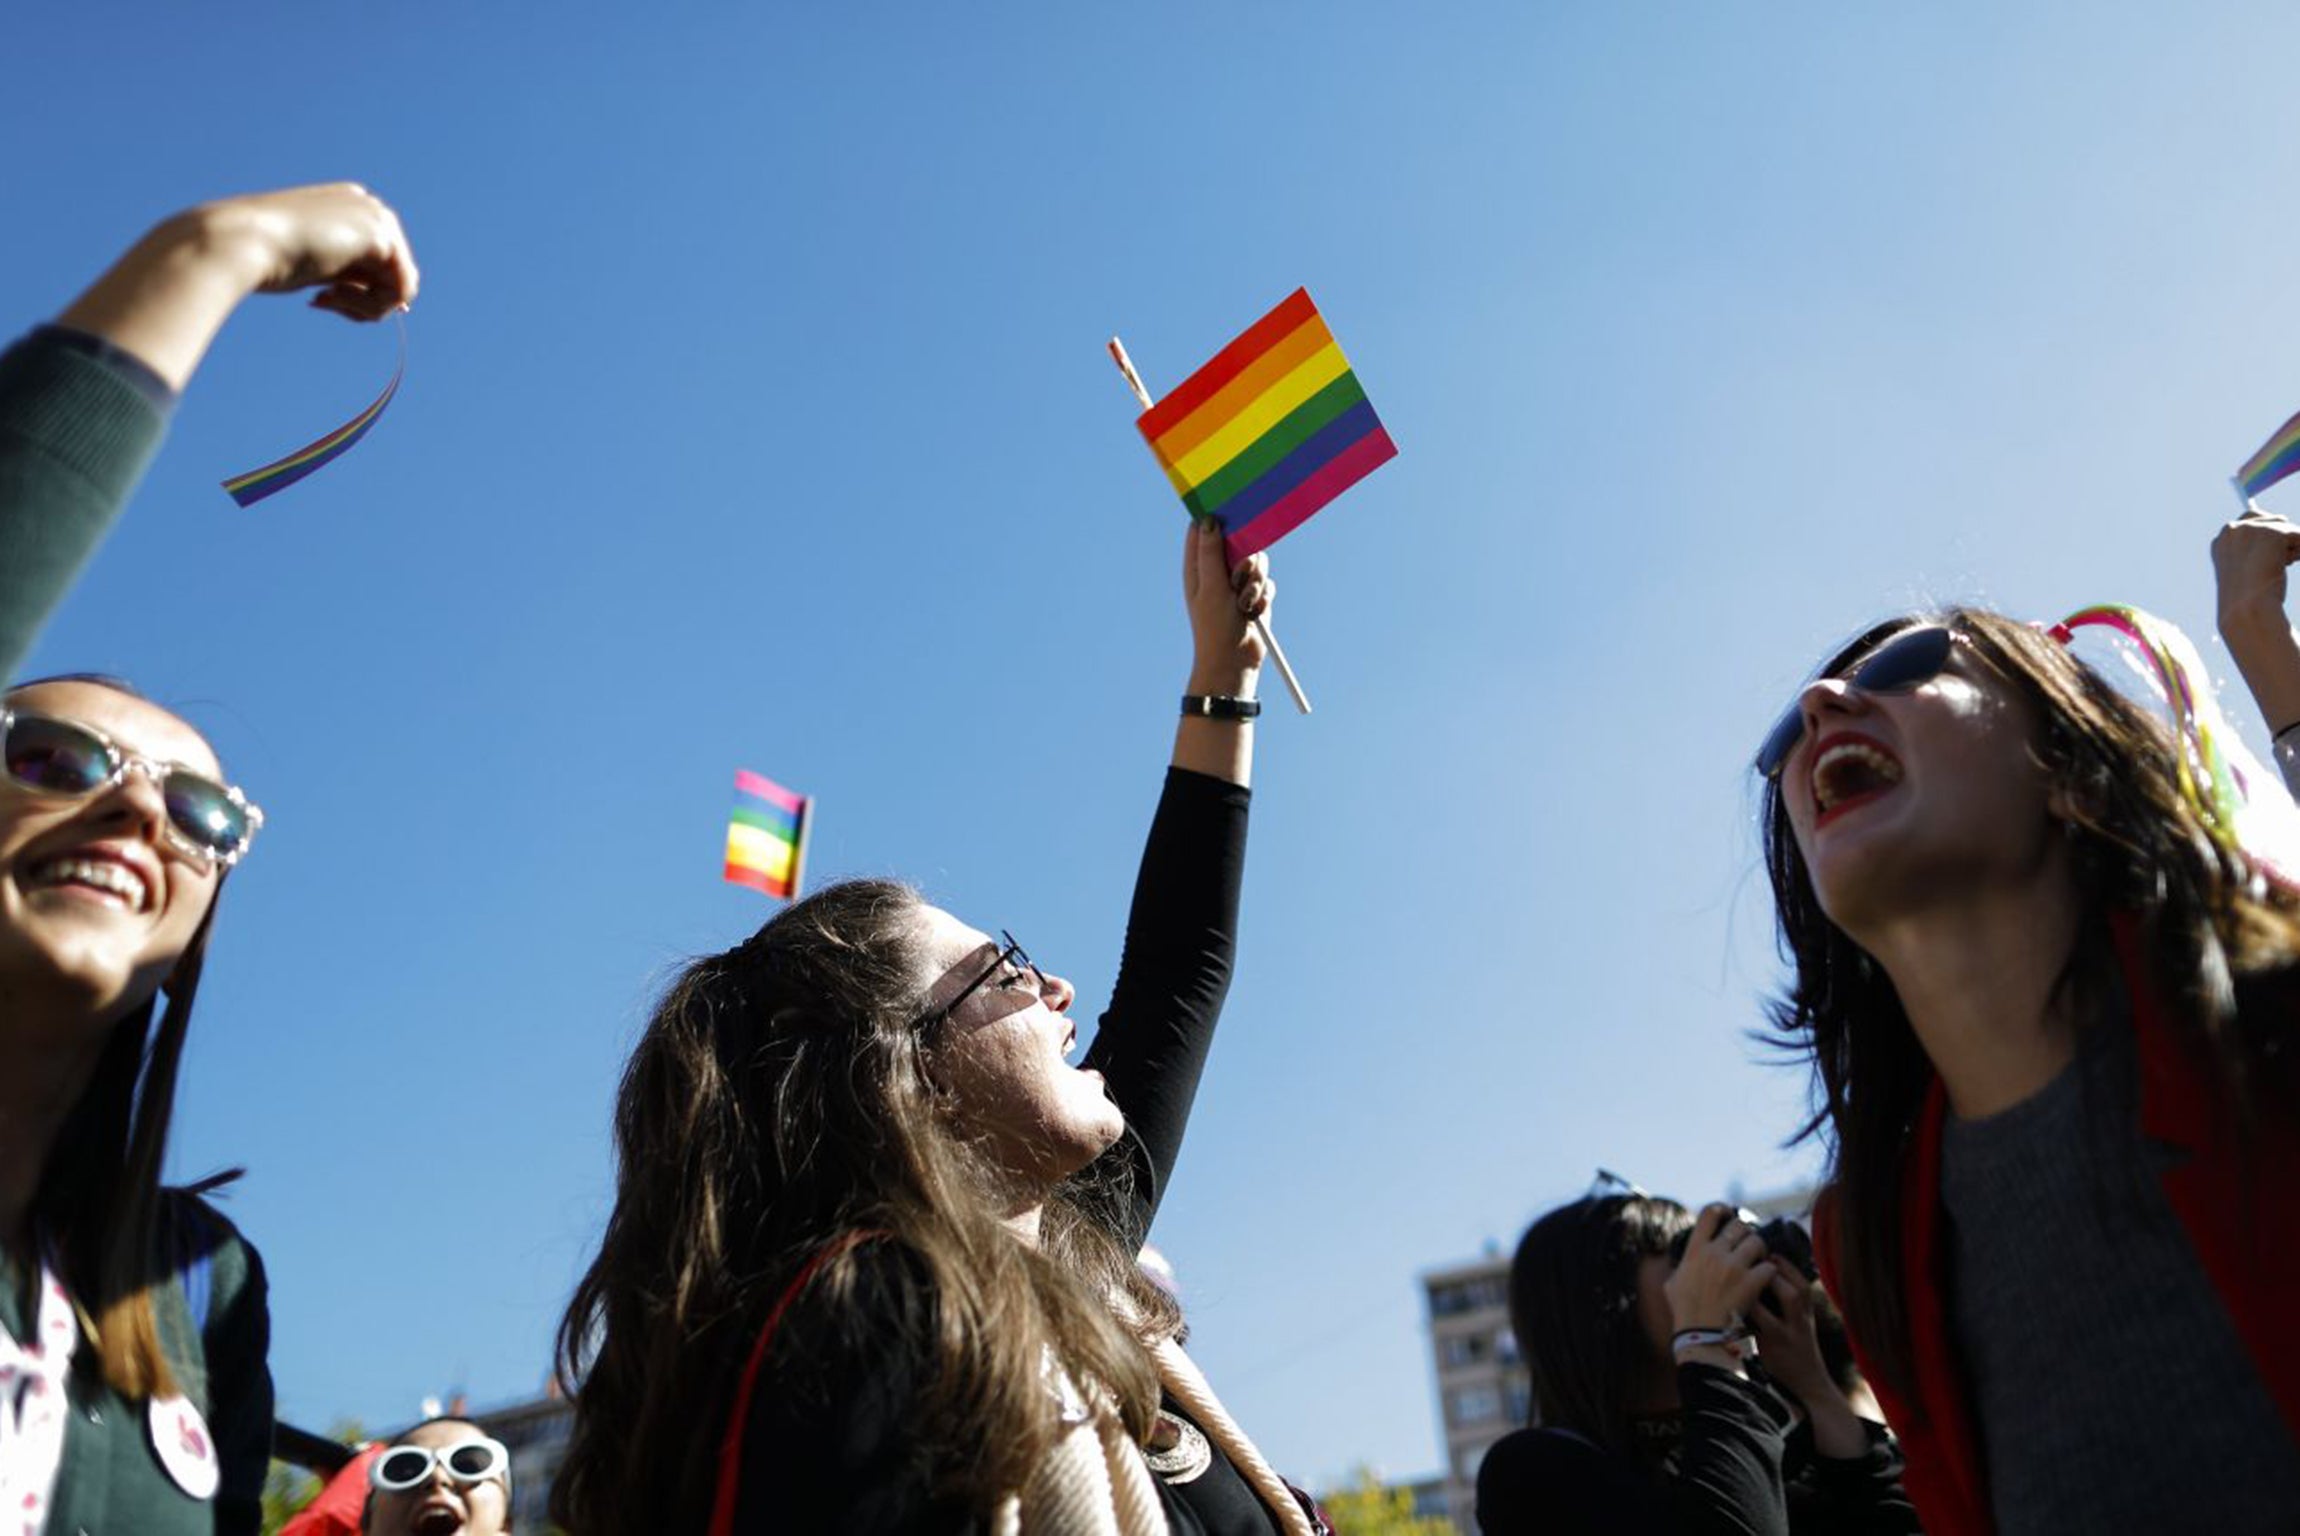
[1762,607,2300,1397]
[8,674,224,1403]
[551,878,1182,1536]
[1508,1193,1692,1458]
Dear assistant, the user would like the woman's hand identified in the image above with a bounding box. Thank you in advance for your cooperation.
[2215,510,2300,631]
[1748,1272,1872,1459]
[2212,510,2300,739]
[59,182,417,390]
[1172,520,1270,788]
[1664,1205,1778,1336]
[1182,519,1270,696]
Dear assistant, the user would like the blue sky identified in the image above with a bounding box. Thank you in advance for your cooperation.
[10,0,2300,1491]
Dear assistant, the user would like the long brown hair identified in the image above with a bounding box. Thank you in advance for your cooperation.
[10,675,223,1401]
[1763,608,2300,1396]
[552,878,1181,1535]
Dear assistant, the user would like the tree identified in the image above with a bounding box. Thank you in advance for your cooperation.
[1319,1464,1456,1536]
[260,1419,365,1536]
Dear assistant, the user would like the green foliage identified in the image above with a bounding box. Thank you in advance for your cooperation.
[1320,1464,1455,1535]
[259,1419,366,1536]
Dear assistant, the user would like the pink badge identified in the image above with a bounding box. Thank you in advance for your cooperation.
[147,1394,219,1500]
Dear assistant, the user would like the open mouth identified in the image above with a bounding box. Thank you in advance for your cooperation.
[413,1507,465,1536]
[1811,736,1904,822]
[24,854,149,911]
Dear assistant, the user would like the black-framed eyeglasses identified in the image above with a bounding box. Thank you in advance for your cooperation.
[1753,625,1959,779]
[912,929,1044,1032]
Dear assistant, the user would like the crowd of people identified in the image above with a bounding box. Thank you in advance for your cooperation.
[2,179,2297,1536]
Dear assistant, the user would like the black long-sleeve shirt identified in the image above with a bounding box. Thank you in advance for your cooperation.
[732,768,1275,1534]
[1475,1364,1919,1536]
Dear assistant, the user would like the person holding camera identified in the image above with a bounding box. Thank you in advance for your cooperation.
[1475,1192,1917,1536]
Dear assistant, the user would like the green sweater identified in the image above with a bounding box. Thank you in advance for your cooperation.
[0,331,275,1532]
[0,325,170,684]
[0,1198,273,1536]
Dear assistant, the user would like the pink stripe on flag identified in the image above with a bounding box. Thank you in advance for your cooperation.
[734,769,805,814]
[1224,427,1398,563]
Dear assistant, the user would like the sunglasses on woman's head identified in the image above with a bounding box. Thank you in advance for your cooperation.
[0,708,263,868]
[368,1436,511,1493]
[1754,625,1958,780]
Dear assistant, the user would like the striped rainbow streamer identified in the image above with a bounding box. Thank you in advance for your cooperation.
[725,769,812,900]
[221,319,405,507]
[1135,289,1396,563]
[2054,604,2300,885]
[2236,405,2300,502]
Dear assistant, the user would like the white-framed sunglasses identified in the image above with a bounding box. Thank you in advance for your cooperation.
[368,1436,511,1493]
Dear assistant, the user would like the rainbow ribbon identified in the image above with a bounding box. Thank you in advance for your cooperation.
[2056,604,2246,847]
[220,317,405,507]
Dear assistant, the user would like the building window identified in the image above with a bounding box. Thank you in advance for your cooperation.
[1429,1275,1507,1317]
[1448,1386,1503,1426]
[1440,1331,1492,1369]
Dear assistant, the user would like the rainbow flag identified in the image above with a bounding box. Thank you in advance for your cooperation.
[725,769,812,900]
[2237,406,2300,501]
[1135,288,1395,562]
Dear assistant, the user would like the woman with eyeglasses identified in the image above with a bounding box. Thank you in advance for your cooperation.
[360,1419,514,1536]
[1760,608,2300,1536]
[555,520,1319,1535]
[0,183,415,1535]
[1475,1191,1916,1536]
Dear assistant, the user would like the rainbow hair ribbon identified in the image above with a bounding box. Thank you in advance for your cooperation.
[2049,604,2300,883]
[220,316,405,507]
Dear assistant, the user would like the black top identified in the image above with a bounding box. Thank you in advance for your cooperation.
[1475,1364,1918,1536]
[732,768,1277,1534]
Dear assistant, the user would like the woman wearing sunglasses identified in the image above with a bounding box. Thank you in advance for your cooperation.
[555,521,1317,1535]
[1760,609,2300,1536]
[0,184,415,1535]
[361,1419,513,1536]
[1477,1190,1915,1535]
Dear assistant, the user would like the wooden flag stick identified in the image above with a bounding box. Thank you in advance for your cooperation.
[1106,336,1313,715]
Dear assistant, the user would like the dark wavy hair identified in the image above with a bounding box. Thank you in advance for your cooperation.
[1762,608,2300,1397]
[551,878,1182,1535]
[1508,1193,1694,1457]
[6,674,226,1403]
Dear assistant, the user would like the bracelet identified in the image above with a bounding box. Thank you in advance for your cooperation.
[1671,1326,1748,1357]
[1180,694,1260,720]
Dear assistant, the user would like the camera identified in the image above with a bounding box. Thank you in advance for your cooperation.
[1668,1215,1820,1286]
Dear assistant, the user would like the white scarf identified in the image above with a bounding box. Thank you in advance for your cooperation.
[0,1257,77,1536]
[988,1340,1318,1536]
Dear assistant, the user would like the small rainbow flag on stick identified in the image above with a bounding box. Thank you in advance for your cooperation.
[2236,406,2300,504]
[1130,288,1396,563]
[221,316,406,507]
[725,769,812,900]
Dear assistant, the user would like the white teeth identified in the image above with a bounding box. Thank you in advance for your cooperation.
[1812,742,1903,812]
[29,857,147,909]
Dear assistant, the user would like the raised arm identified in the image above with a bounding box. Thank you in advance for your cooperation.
[0,183,416,682]
[1083,521,1271,1238]
[2213,509,2300,792]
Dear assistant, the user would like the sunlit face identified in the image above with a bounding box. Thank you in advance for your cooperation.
[1781,630,2063,934]
[0,682,226,1029]
[363,1420,510,1536]
[912,906,1121,1185]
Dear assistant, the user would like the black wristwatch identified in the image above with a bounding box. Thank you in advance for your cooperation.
[1180,694,1261,720]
